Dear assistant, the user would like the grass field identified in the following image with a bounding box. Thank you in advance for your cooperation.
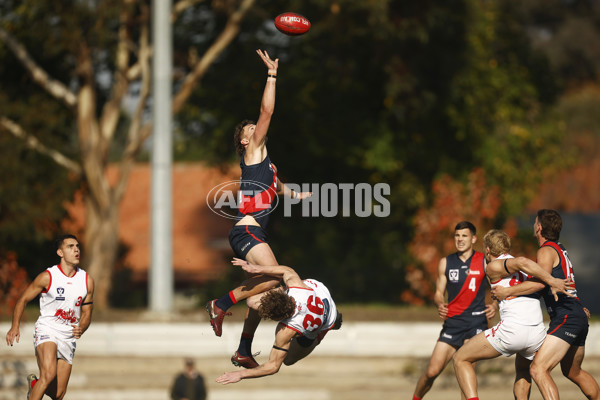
[3,353,599,400]
[2,305,598,400]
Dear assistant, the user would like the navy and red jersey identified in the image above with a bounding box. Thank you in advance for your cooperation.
[236,152,278,229]
[445,251,487,321]
[540,241,583,318]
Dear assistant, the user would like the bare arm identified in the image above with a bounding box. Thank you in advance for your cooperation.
[433,257,448,319]
[216,324,295,384]
[251,49,278,147]
[276,177,313,200]
[232,258,303,288]
[6,271,49,346]
[73,274,95,339]
[491,278,545,301]
[504,257,570,300]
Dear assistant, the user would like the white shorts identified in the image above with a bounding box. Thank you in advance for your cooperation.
[484,319,546,361]
[34,324,76,364]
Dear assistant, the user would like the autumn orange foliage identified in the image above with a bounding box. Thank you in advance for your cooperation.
[0,252,30,317]
[403,168,503,305]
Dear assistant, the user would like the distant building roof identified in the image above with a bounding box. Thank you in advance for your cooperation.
[63,162,239,285]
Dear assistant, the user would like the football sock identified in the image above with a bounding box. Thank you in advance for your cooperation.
[467,397,479,400]
[237,333,254,356]
[215,291,237,311]
[412,396,422,400]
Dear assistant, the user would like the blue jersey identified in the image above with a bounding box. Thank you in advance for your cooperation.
[445,251,487,321]
[236,153,277,228]
[540,241,584,318]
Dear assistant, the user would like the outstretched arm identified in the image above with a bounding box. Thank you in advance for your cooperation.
[276,177,313,200]
[232,258,303,288]
[491,278,545,301]
[216,324,295,384]
[504,257,572,300]
[252,49,278,147]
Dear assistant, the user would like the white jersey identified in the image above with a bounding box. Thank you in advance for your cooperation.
[36,265,88,337]
[281,279,337,340]
[488,254,543,326]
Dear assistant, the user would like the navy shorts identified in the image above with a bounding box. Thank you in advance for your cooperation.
[439,316,488,348]
[229,225,268,258]
[548,310,588,347]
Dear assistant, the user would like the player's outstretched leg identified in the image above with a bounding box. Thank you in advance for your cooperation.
[205,299,232,337]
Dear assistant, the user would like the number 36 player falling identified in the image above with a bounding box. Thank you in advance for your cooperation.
[207,258,342,384]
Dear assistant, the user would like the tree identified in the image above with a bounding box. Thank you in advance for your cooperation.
[0,252,30,317]
[0,0,256,308]
[404,169,502,304]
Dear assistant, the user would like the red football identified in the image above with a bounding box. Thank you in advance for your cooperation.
[274,12,311,36]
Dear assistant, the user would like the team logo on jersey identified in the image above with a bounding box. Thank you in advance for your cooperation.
[56,287,66,301]
[54,308,77,324]
[468,270,481,275]
[449,269,459,282]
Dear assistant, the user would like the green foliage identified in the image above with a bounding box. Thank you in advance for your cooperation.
[172,0,600,303]
[2,0,599,305]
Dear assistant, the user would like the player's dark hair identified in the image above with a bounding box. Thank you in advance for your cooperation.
[483,229,511,257]
[55,234,78,250]
[258,290,296,321]
[455,221,476,235]
[536,209,562,241]
[233,120,255,157]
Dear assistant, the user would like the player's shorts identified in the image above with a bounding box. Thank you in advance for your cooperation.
[229,224,268,258]
[33,323,76,364]
[485,319,546,360]
[296,329,329,348]
[547,310,588,347]
[439,316,488,348]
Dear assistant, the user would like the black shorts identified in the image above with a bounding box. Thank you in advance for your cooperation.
[548,311,588,347]
[228,225,268,258]
[439,316,488,348]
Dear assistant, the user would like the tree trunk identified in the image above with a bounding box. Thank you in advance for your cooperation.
[82,192,120,309]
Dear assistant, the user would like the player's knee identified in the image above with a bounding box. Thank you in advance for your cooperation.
[451,350,464,366]
[425,363,444,379]
[246,296,260,310]
[529,363,545,381]
[39,370,57,385]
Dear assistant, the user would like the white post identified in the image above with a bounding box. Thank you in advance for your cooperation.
[150,0,173,313]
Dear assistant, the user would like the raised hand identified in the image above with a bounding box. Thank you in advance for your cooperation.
[256,49,278,74]
[231,257,263,274]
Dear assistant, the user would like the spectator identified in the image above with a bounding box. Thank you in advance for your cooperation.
[170,358,207,400]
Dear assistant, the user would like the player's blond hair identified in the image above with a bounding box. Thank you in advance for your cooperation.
[483,229,511,257]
